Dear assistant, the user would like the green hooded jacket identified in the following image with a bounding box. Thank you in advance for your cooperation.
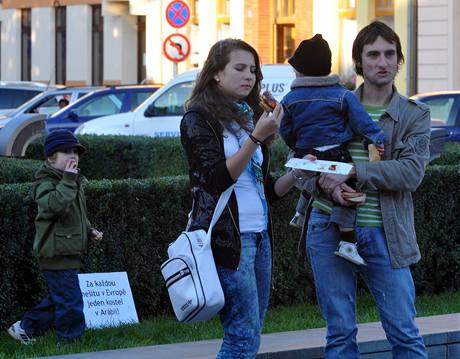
[31,164,91,270]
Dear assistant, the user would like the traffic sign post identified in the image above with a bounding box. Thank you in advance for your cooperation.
[165,0,190,28]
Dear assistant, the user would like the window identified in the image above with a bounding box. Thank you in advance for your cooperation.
[423,96,457,126]
[137,16,146,84]
[275,0,296,63]
[216,0,230,40]
[130,91,156,110]
[28,93,71,116]
[191,0,199,25]
[275,25,295,64]
[376,0,394,28]
[0,89,41,109]
[276,0,296,17]
[148,82,194,117]
[92,5,103,86]
[55,6,66,85]
[75,93,125,117]
[21,9,31,81]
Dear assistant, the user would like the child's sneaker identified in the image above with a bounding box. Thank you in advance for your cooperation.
[289,212,305,228]
[334,241,367,266]
[7,321,35,345]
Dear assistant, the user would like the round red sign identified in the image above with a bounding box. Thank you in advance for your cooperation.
[165,0,191,29]
[163,33,191,62]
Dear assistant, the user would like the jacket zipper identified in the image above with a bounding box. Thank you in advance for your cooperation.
[264,148,275,290]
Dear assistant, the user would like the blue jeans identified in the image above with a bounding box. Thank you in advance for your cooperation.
[307,209,427,358]
[216,231,272,359]
[21,269,85,341]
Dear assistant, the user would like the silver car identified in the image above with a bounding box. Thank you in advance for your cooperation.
[0,81,56,115]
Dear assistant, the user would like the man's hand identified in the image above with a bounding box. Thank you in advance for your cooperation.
[331,183,356,206]
[318,173,351,195]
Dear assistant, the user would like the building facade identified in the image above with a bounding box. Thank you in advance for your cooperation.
[0,0,459,95]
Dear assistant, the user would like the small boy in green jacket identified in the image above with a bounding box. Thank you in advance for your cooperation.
[7,130,103,344]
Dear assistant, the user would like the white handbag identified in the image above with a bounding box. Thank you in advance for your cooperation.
[160,185,234,323]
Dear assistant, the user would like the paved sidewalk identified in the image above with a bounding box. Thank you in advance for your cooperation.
[36,313,460,359]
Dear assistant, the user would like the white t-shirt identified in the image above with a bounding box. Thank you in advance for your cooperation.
[223,129,266,233]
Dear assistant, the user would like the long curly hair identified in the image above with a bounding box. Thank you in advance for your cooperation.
[186,39,264,133]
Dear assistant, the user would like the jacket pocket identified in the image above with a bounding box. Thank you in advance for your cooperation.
[55,226,84,255]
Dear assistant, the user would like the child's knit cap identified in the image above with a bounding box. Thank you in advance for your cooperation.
[288,34,332,76]
[44,129,86,157]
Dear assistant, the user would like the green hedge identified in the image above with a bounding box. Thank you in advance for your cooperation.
[430,143,460,166]
[1,136,288,183]
[24,135,188,180]
[0,157,41,184]
[1,166,459,329]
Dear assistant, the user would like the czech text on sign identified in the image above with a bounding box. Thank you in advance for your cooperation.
[163,33,191,62]
[78,272,139,329]
[166,0,190,28]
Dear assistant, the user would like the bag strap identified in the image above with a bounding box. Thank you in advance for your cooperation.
[205,184,235,242]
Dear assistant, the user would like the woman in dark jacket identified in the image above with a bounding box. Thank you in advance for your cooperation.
[180,39,310,359]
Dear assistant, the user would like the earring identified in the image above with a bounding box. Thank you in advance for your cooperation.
[214,77,220,82]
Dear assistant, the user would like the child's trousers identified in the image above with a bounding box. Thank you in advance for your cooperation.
[21,269,85,341]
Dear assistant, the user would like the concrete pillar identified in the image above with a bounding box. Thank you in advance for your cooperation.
[67,5,92,86]
[103,2,137,85]
[448,0,460,90]
[31,7,54,84]
[229,0,244,40]
[197,0,217,68]
[312,0,340,75]
[145,2,163,84]
[0,8,21,81]
[357,0,375,31]
[394,0,409,95]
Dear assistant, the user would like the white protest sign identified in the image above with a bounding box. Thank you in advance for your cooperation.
[78,272,139,328]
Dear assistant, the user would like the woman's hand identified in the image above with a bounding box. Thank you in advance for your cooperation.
[252,103,284,141]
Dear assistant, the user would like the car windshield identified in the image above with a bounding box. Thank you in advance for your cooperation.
[149,82,194,116]
[73,93,125,117]
[0,89,42,109]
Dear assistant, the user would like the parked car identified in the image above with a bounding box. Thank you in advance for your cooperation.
[410,91,460,142]
[0,87,100,131]
[75,65,296,137]
[0,81,56,115]
[46,85,160,132]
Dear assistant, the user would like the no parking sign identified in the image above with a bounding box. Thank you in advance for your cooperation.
[163,33,191,62]
[166,0,190,28]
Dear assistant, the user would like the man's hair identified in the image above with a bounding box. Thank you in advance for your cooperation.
[352,21,405,76]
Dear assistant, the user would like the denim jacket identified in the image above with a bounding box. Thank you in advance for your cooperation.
[280,75,385,151]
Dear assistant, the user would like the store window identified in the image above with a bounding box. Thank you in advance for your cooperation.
[21,8,31,81]
[55,6,66,85]
[339,0,357,89]
[275,0,296,63]
[92,5,103,86]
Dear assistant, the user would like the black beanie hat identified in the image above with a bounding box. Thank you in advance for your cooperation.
[44,129,86,157]
[288,34,332,76]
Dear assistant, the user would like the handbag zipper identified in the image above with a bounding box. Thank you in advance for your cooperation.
[166,267,191,288]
